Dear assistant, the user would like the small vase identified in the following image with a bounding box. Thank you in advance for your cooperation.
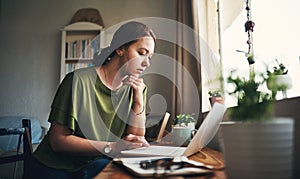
[267,74,292,98]
[209,96,224,107]
[275,74,292,89]
[219,118,294,179]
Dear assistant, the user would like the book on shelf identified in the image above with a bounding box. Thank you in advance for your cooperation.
[65,63,94,74]
[66,39,97,59]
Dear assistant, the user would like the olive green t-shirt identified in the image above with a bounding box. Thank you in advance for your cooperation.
[33,67,147,172]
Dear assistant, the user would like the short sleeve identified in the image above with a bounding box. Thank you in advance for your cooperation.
[48,73,77,131]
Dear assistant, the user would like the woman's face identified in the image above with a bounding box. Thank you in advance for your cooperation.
[119,37,155,76]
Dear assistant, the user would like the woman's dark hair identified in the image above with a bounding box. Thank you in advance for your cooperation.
[94,21,156,66]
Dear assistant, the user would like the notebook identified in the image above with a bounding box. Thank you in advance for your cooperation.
[113,156,214,177]
[121,103,227,157]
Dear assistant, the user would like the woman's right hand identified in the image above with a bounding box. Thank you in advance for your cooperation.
[110,134,149,156]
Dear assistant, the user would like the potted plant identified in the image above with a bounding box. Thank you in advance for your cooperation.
[173,113,196,128]
[221,67,294,179]
[266,59,292,99]
[219,1,294,178]
[208,89,224,106]
[172,113,197,146]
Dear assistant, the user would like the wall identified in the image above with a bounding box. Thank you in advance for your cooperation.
[0,0,176,128]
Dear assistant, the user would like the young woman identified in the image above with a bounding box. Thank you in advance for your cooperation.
[25,21,156,179]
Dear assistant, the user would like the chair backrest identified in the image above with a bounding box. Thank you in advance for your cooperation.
[0,119,33,177]
[156,112,170,142]
[145,112,171,142]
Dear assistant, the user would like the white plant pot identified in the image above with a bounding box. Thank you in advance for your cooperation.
[172,123,195,146]
[267,74,293,90]
[219,118,294,179]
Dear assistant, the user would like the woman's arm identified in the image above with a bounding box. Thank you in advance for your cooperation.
[123,75,147,136]
[49,122,106,156]
[127,103,146,136]
[49,122,148,157]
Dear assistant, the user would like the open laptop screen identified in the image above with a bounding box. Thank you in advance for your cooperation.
[121,103,227,157]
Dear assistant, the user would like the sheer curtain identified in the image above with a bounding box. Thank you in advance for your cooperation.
[171,0,242,124]
[191,0,221,112]
[191,0,243,112]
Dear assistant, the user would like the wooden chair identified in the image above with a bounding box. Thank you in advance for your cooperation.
[145,112,170,142]
[0,119,33,179]
[156,112,170,142]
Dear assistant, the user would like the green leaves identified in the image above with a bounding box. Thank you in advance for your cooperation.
[227,70,274,121]
[208,89,223,97]
[267,59,288,75]
[173,114,196,126]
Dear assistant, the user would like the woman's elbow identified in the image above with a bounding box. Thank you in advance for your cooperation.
[48,122,71,152]
[49,132,65,152]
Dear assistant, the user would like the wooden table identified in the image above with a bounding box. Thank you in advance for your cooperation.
[94,147,226,179]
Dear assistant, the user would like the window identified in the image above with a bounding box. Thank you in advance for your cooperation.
[195,0,300,111]
[222,0,300,107]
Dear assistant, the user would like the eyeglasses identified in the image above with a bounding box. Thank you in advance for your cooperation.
[139,156,216,172]
[139,157,191,172]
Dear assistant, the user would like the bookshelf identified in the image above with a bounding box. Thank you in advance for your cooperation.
[60,22,104,81]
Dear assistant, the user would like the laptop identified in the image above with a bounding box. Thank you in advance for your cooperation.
[121,103,227,157]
